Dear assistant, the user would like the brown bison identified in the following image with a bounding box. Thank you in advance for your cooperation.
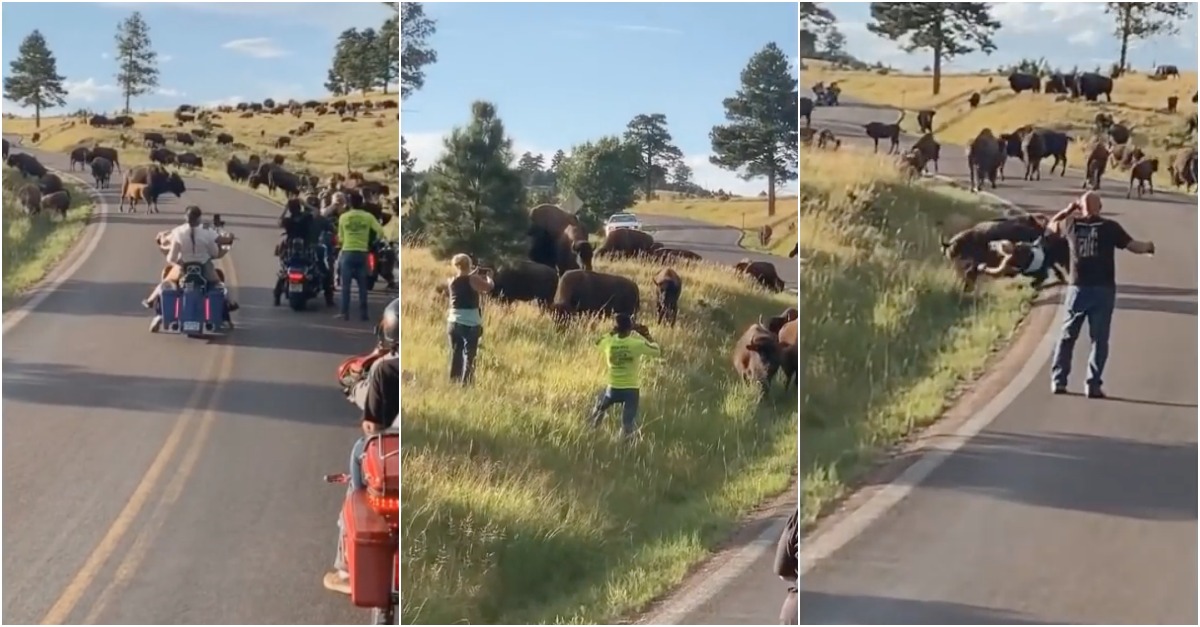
[70,146,92,171]
[863,111,904,154]
[90,157,113,189]
[552,269,640,323]
[1127,157,1159,198]
[527,204,595,274]
[653,267,683,326]
[778,319,798,390]
[733,323,786,398]
[916,109,936,134]
[1083,142,1111,190]
[967,129,1002,191]
[650,247,702,263]
[119,165,186,213]
[1168,147,1197,193]
[6,153,48,178]
[17,184,41,215]
[90,147,121,172]
[490,261,559,307]
[40,190,72,219]
[596,228,657,257]
[734,259,786,293]
[940,215,1061,292]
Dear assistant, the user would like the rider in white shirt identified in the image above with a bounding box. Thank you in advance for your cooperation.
[145,206,235,327]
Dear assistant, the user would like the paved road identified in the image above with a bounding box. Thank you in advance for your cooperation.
[799,92,1197,623]
[2,136,393,624]
[637,213,798,289]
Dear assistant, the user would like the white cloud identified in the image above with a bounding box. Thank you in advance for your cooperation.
[1067,30,1100,46]
[221,37,290,59]
[203,95,245,108]
[614,24,682,35]
[993,2,1107,35]
[155,87,185,98]
[64,78,119,103]
[402,131,795,197]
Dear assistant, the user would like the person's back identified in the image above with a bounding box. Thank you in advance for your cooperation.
[169,222,218,265]
[597,330,660,389]
[338,207,383,253]
[282,210,313,243]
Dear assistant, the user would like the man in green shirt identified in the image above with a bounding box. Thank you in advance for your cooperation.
[588,313,661,438]
[336,193,387,321]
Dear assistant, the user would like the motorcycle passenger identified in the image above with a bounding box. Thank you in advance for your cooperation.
[310,205,337,279]
[336,192,388,321]
[144,206,235,330]
[324,298,401,596]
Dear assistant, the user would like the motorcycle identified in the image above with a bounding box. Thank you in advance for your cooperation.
[337,347,389,401]
[274,237,334,311]
[326,431,398,625]
[366,239,397,292]
[155,216,234,338]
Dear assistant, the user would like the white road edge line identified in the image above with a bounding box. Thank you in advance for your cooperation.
[799,185,1066,576]
[2,167,111,336]
[644,179,1064,624]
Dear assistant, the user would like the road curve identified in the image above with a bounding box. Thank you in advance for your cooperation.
[637,213,798,289]
[799,92,1197,624]
[2,136,393,624]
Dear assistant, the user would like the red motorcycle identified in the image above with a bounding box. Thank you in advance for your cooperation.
[326,431,398,624]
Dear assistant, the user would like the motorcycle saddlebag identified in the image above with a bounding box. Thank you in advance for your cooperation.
[203,289,226,326]
[343,489,395,608]
[160,284,182,329]
[362,433,399,501]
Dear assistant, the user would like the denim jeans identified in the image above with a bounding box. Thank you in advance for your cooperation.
[447,323,482,384]
[589,387,640,436]
[1051,285,1117,390]
[339,251,370,319]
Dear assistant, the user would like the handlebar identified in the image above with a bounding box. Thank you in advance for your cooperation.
[325,473,350,484]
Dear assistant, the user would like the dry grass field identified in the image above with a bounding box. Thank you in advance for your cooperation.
[799,148,1033,527]
[634,193,799,256]
[803,59,1197,189]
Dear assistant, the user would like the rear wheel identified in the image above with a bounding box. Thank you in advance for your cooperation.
[288,292,307,312]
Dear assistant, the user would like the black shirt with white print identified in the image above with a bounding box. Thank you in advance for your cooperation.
[364,354,399,429]
[1062,216,1132,287]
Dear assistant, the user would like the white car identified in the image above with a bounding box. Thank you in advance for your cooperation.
[604,212,642,236]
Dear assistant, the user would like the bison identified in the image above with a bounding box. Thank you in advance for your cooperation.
[90,147,121,172]
[653,267,683,326]
[967,129,1003,191]
[528,204,595,275]
[490,261,559,307]
[596,228,657,257]
[119,165,186,213]
[734,259,785,293]
[1127,157,1158,198]
[733,323,785,398]
[1168,148,1197,193]
[6,153,48,178]
[70,146,92,171]
[41,190,72,219]
[940,215,1053,292]
[863,111,904,154]
[552,269,640,323]
[1008,72,1041,94]
[91,157,113,189]
[1083,141,1111,190]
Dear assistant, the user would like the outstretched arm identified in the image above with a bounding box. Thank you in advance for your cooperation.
[978,254,1020,277]
[1125,239,1156,255]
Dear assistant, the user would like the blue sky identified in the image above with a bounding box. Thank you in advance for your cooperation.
[402,2,798,196]
[1,2,394,113]
[828,2,1198,73]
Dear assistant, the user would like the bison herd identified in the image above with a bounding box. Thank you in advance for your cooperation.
[4,151,75,219]
[467,203,795,396]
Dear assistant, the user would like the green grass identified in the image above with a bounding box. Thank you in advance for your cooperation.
[802,59,1198,191]
[633,193,798,257]
[400,246,797,624]
[799,149,1035,528]
[2,167,94,310]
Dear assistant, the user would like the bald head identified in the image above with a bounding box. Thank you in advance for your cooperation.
[1079,191,1102,216]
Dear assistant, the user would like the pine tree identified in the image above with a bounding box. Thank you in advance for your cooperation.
[419,101,527,262]
[1105,3,1193,73]
[401,136,416,200]
[113,12,159,113]
[378,15,400,93]
[624,113,683,201]
[709,43,798,217]
[557,137,640,230]
[3,30,68,128]
[401,2,438,100]
[867,3,999,96]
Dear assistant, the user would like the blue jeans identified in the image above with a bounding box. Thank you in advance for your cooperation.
[589,387,640,436]
[339,251,369,319]
[1051,286,1117,390]
[447,323,482,384]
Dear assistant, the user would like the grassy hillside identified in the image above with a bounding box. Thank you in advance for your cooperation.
[400,246,796,624]
[2,91,398,205]
[634,193,799,256]
[803,60,1197,188]
[799,149,1034,528]
[2,167,94,309]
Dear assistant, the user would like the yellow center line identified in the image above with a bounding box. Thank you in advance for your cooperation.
[39,250,243,625]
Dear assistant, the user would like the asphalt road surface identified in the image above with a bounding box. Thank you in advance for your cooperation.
[2,136,394,624]
[637,213,798,289]
[799,92,1197,623]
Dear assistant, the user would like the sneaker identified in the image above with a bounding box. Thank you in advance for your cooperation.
[1051,384,1067,395]
[322,570,351,596]
[141,298,155,310]
[149,315,163,333]
[1086,387,1107,399]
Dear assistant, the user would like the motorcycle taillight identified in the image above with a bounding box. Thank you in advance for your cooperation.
[368,494,398,516]
[287,270,305,282]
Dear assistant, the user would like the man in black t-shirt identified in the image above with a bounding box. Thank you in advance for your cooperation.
[1048,191,1156,398]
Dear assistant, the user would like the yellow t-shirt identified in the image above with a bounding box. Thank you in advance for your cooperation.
[338,209,386,252]
[596,333,661,389]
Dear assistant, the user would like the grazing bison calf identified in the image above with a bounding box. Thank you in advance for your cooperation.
[40,190,72,219]
[734,259,786,293]
[1127,157,1158,198]
[653,267,683,326]
[733,323,785,398]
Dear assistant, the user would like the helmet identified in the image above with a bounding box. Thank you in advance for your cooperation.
[377,298,399,352]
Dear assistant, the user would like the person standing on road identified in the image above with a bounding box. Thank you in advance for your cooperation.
[445,254,493,385]
[774,507,799,625]
[1048,191,1156,398]
[587,314,661,439]
[336,193,387,321]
